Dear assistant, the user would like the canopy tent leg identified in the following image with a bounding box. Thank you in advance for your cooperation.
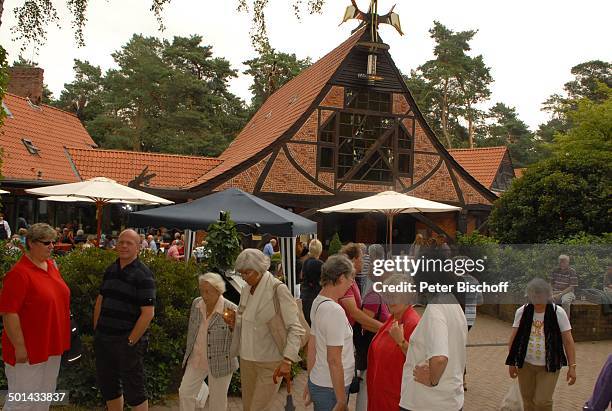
[279,237,297,297]
[184,229,196,264]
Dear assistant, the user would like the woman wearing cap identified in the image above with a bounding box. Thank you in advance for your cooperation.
[179,272,238,410]
[0,223,71,411]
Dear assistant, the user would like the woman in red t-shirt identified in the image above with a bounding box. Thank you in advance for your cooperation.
[367,274,420,411]
[0,223,71,409]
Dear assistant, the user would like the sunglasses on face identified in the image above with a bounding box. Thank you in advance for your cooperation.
[37,240,55,246]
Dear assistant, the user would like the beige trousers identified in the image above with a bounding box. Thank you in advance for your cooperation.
[240,358,282,411]
[178,364,232,411]
[517,362,560,411]
[3,355,61,411]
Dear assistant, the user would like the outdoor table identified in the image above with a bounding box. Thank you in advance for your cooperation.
[54,243,73,253]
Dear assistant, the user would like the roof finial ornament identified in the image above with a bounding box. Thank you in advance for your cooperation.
[341,1,403,83]
[340,0,404,37]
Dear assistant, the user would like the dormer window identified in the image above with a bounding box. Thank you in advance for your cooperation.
[22,138,40,155]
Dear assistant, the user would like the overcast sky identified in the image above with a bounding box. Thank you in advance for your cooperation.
[1,0,610,130]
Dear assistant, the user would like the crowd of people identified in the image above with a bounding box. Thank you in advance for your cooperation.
[0,224,610,411]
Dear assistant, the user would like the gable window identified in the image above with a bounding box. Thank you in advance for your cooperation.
[22,138,40,156]
[345,88,391,113]
[318,89,413,183]
[337,112,394,182]
[397,125,412,176]
[318,114,336,170]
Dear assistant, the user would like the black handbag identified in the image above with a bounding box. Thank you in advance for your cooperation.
[349,369,361,394]
[61,312,82,366]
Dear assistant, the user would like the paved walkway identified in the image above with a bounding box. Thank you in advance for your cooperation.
[54,313,606,411]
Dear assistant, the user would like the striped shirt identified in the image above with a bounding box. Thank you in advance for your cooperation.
[97,258,156,337]
[551,267,578,293]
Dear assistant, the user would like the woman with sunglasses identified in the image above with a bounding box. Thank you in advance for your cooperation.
[0,223,71,411]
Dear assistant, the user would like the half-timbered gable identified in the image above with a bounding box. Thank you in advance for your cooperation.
[182,28,496,215]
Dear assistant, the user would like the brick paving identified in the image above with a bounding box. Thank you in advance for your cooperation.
[87,313,611,411]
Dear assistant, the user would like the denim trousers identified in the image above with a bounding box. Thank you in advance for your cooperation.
[308,378,350,411]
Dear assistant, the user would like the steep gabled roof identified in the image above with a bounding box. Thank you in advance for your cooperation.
[0,93,96,183]
[65,147,222,189]
[186,27,366,189]
[449,146,510,189]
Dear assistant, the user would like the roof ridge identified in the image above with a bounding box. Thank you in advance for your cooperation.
[449,146,508,151]
[65,146,222,162]
[3,92,80,118]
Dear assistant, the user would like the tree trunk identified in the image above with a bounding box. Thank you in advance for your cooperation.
[133,105,143,152]
[441,79,453,149]
[467,104,474,148]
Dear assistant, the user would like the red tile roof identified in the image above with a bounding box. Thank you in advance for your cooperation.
[0,93,96,183]
[66,147,222,189]
[186,27,366,189]
[449,146,509,189]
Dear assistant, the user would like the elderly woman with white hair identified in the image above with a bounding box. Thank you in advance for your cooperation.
[179,272,238,411]
[506,277,576,411]
[224,248,305,411]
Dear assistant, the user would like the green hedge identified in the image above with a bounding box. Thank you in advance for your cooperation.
[456,232,611,292]
[0,248,203,406]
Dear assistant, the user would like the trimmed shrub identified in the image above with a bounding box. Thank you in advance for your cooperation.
[328,232,342,255]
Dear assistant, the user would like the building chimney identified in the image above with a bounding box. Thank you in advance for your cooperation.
[7,67,44,105]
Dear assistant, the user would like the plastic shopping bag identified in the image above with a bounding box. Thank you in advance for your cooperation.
[196,380,209,409]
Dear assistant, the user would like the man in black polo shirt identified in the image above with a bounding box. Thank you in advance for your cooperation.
[93,229,156,411]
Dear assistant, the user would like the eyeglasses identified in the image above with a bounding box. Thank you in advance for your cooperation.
[37,240,55,246]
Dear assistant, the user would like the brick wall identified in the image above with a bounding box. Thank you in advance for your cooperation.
[321,86,344,108]
[479,303,612,342]
[8,67,44,105]
[215,154,271,192]
[408,163,460,203]
[415,211,457,239]
[393,93,410,115]
[261,150,332,195]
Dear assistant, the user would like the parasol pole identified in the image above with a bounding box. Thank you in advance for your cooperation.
[96,200,104,246]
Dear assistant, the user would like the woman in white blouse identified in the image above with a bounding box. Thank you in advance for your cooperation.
[225,249,304,411]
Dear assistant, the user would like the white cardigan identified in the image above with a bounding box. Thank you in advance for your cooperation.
[235,271,304,363]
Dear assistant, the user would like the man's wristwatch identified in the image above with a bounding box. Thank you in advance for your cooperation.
[127,337,136,346]
[430,379,438,387]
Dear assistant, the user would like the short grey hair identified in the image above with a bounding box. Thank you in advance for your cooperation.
[525,277,553,303]
[26,223,56,247]
[235,248,270,274]
[77,229,85,236]
[321,254,354,287]
[381,273,414,304]
[559,254,570,262]
[308,239,323,258]
[368,244,385,261]
[198,272,226,294]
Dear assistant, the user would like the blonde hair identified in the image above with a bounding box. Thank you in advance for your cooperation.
[26,223,56,244]
[308,239,323,258]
